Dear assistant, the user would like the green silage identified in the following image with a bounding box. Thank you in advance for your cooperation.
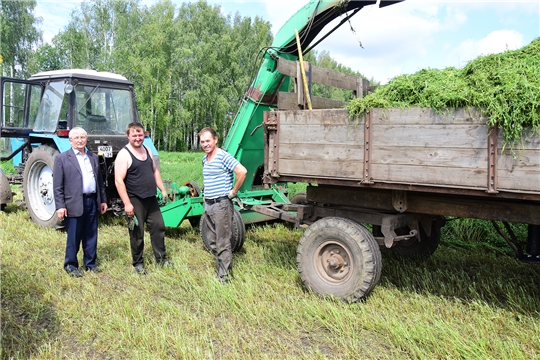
[347,37,540,146]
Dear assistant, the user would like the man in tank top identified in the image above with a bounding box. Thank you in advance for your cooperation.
[115,122,172,274]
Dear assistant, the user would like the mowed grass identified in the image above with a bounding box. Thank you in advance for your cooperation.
[1,152,540,359]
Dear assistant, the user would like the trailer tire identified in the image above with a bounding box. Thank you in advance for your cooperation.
[373,218,442,259]
[200,206,245,253]
[289,192,307,205]
[297,217,382,302]
[23,145,63,228]
[392,221,441,258]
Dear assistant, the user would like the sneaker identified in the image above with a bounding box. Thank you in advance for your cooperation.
[134,264,147,275]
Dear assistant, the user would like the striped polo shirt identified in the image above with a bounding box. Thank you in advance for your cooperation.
[202,148,239,199]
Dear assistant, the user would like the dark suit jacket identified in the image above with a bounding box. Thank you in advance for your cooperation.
[53,148,107,217]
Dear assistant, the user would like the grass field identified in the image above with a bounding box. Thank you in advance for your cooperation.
[1,152,539,359]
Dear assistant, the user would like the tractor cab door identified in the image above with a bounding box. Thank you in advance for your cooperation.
[0,77,43,138]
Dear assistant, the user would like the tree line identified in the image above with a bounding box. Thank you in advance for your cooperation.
[1,0,369,151]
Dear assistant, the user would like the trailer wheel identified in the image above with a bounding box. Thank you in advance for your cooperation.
[392,221,441,258]
[289,192,307,205]
[23,145,63,228]
[373,218,442,259]
[297,217,382,302]
[200,207,245,253]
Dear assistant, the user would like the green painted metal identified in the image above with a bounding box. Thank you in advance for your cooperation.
[160,182,289,227]
[159,0,402,227]
[161,196,205,228]
[223,0,380,193]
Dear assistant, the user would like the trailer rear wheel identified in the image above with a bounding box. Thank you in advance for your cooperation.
[23,145,62,228]
[200,207,245,253]
[392,221,441,258]
[297,217,382,302]
[374,218,442,259]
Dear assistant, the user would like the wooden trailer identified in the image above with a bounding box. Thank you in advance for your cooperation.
[254,59,540,302]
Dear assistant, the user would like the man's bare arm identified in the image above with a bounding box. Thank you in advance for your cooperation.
[114,149,134,215]
[229,163,247,197]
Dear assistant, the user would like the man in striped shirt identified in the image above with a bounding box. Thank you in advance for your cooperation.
[199,127,247,283]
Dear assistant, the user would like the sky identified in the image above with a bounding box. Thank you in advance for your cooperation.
[35,0,540,84]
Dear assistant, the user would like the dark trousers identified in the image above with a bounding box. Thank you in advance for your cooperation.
[129,196,167,266]
[64,195,98,270]
[203,199,233,277]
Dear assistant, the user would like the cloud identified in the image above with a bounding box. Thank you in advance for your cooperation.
[35,0,537,85]
[36,1,82,43]
[261,1,535,84]
[450,30,524,66]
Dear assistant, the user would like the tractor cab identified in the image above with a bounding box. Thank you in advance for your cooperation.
[1,69,138,163]
[0,69,155,227]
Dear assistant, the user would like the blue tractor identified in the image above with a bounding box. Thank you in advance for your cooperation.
[0,69,159,226]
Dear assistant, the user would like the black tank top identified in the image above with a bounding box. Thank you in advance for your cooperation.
[124,146,157,199]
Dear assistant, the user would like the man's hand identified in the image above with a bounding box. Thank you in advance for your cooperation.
[228,189,237,199]
[162,190,168,202]
[57,208,67,221]
[124,203,134,216]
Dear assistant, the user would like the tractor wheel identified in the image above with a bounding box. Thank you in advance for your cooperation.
[23,145,63,228]
[200,206,245,253]
[297,217,382,302]
[1,169,13,211]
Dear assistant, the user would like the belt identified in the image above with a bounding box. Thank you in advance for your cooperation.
[205,196,229,204]
[83,193,96,197]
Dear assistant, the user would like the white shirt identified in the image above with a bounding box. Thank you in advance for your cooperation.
[73,148,96,194]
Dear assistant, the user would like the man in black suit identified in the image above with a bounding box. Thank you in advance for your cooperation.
[53,127,108,277]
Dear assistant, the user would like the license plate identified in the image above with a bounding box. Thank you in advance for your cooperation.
[98,146,113,158]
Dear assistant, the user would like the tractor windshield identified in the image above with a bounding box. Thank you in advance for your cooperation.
[32,81,137,135]
[75,84,136,135]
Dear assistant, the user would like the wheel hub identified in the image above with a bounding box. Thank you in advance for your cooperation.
[314,241,353,284]
[327,251,346,270]
[38,172,54,205]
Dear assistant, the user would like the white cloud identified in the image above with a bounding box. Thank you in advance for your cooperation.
[36,1,82,43]
[35,0,537,84]
[260,1,536,83]
[450,30,524,66]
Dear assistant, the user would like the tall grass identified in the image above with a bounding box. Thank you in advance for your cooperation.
[1,152,539,359]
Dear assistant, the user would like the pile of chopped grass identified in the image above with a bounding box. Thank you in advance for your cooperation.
[347,37,540,146]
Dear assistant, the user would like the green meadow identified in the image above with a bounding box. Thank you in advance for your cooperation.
[1,152,539,359]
